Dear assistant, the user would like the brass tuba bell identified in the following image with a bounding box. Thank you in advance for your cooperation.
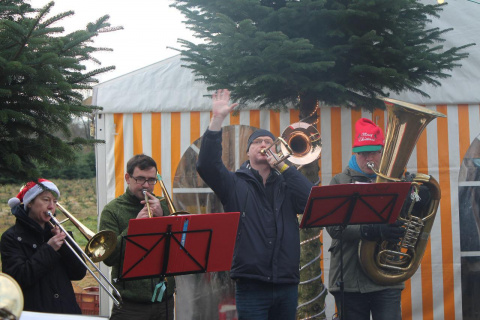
[0,273,23,320]
[358,97,445,285]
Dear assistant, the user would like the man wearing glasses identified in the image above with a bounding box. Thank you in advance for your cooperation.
[196,89,313,320]
[99,154,175,320]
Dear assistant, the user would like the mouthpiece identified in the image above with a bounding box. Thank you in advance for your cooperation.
[367,162,375,170]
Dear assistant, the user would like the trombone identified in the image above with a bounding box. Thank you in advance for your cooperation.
[55,203,116,263]
[47,207,122,307]
[261,121,322,168]
[157,172,190,215]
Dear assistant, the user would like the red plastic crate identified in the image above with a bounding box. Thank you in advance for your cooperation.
[75,286,99,315]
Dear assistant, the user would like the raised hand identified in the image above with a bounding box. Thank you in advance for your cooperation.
[209,89,239,131]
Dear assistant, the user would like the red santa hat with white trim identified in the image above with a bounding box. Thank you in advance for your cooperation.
[8,179,60,210]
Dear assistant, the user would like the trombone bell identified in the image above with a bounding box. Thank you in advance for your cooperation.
[263,122,322,167]
[85,230,117,263]
[55,203,116,263]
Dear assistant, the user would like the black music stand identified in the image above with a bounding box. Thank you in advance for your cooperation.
[299,182,412,320]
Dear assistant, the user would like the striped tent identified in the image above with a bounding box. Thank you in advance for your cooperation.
[93,2,480,318]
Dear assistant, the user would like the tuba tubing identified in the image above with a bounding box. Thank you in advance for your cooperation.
[357,97,445,285]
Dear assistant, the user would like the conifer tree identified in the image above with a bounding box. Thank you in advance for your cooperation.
[172,0,473,117]
[0,0,121,180]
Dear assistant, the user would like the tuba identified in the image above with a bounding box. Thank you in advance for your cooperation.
[358,97,445,285]
[0,273,23,320]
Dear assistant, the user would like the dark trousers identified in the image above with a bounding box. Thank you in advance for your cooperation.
[332,289,402,320]
[110,296,174,320]
[235,278,298,320]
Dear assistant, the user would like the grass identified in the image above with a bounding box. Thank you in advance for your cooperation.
[0,178,100,289]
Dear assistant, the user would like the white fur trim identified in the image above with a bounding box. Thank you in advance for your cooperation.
[23,181,60,210]
[8,197,20,208]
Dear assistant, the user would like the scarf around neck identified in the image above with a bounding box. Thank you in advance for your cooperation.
[348,155,377,180]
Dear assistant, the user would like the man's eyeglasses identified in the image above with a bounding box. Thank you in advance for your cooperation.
[251,138,274,146]
[131,176,158,185]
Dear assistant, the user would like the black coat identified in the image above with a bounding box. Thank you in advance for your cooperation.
[0,205,87,314]
[197,129,313,284]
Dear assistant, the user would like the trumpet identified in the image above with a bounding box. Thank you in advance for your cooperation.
[261,121,322,168]
[47,207,122,307]
[142,189,153,218]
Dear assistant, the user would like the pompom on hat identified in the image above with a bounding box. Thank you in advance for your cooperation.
[247,129,275,152]
[8,179,60,210]
[352,118,385,153]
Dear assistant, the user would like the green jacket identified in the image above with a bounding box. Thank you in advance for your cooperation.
[326,166,404,293]
[99,188,175,302]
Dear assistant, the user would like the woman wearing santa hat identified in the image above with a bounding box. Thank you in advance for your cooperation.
[0,179,86,314]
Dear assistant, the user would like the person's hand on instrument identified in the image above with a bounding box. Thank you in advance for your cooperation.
[137,191,163,218]
[266,152,289,172]
[360,220,406,243]
[47,230,67,251]
[50,224,61,236]
[142,191,163,217]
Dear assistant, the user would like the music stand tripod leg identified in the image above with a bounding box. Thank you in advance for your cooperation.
[336,226,345,320]
[338,194,359,320]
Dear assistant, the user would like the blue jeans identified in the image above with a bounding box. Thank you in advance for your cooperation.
[332,289,402,320]
[235,278,298,320]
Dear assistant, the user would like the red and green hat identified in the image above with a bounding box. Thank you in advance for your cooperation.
[352,118,385,153]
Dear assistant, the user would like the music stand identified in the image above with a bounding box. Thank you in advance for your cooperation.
[299,182,412,320]
[116,212,240,282]
[118,212,240,280]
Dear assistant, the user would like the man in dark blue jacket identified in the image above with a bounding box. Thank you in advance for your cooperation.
[196,89,314,320]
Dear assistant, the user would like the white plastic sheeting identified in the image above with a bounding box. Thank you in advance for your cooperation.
[93,1,480,113]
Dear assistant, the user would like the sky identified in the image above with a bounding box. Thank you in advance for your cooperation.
[30,0,198,84]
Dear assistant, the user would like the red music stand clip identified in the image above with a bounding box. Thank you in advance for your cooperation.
[300,182,412,229]
[117,212,240,281]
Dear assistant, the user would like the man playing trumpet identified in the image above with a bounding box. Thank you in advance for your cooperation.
[99,154,175,319]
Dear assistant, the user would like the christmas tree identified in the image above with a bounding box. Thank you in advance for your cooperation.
[0,0,122,180]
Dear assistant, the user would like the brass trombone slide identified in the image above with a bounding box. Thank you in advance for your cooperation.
[47,211,123,307]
